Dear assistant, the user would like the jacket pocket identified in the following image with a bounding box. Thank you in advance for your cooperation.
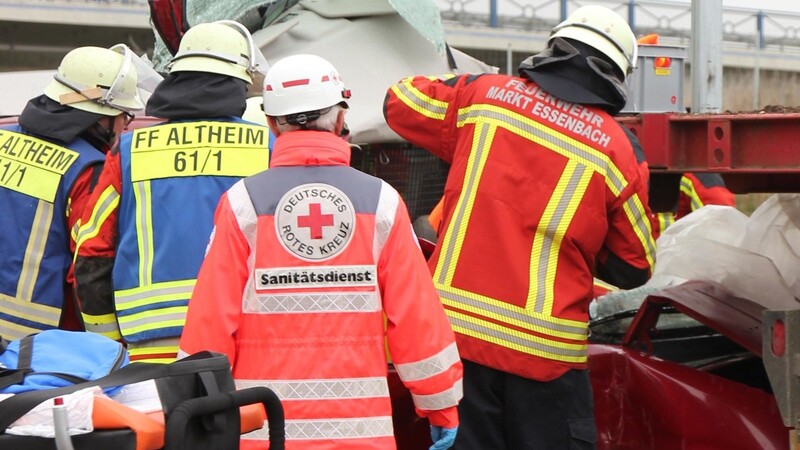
[568,417,597,450]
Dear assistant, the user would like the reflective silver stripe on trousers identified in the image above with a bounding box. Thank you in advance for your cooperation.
[243,292,379,314]
[235,377,389,400]
[411,378,463,411]
[242,416,394,441]
[394,342,460,382]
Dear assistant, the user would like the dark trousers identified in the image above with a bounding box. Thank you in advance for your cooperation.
[453,359,597,450]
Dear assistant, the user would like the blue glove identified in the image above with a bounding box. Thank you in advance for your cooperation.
[430,425,458,450]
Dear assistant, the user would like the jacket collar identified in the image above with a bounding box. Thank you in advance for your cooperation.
[270,130,351,167]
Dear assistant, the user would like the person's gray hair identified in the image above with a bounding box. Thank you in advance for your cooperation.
[271,104,345,134]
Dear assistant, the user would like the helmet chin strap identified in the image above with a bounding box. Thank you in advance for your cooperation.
[82,117,117,151]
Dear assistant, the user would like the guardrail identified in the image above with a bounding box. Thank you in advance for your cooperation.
[436,0,800,51]
[10,0,800,52]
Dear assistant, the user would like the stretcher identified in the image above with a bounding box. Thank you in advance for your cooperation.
[0,352,285,450]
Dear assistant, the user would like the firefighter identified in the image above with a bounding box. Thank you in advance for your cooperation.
[0,45,146,340]
[178,54,463,450]
[73,21,271,363]
[653,173,736,238]
[383,5,656,449]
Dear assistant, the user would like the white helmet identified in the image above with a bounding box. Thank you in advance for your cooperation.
[549,5,638,76]
[262,54,351,118]
[170,20,266,84]
[44,44,145,116]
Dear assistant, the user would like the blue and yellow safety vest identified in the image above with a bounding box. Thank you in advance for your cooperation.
[0,125,103,339]
[113,117,270,343]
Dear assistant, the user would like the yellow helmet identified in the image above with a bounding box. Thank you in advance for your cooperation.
[549,5,638,76]
[170,21,258,84]
[242,96,267,126]
[44,44,144,116]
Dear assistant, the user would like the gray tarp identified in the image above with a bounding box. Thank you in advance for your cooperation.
[150,0,497,143]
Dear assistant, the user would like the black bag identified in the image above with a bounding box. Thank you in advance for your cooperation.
[0,351,285,450]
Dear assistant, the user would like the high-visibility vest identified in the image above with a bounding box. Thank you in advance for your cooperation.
[0,125,103,339]
[113,118,270,343]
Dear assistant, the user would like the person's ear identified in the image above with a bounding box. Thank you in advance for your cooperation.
[334,109,346,136]
[267,116,281,137]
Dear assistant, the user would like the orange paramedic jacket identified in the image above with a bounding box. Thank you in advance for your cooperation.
[384,74,656,381]
[179,131,462,450]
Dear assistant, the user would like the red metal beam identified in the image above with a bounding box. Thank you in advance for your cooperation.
[618,112,800,193]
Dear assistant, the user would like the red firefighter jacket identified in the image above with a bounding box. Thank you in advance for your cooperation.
[383,74,656,381]
[652,173,736,238]
[178,131,463,450]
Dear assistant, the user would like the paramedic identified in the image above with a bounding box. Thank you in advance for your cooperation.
[0,45,145,339]
[383,5,656,449]
[73,21,271,363]
[179,54,463,450]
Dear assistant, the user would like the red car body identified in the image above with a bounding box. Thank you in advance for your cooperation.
[589,281,789,449]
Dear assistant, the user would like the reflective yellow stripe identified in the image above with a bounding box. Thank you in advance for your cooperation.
[81,311,122,339]
[680,176,704,211]
[593,277,619,292]
[656,212,675,232]
[623,194,656,269]
[430,104,656,364]
[455,103,655,269]
[0,318,44,340]
[448,310,587,363]
[0,292,62,318]
[133,180,154,286]
[17,200,53,301]
[437,285,587,341]
[115,279,195,308]
[127,345,179,357]
[456,104,628,195]
[390,80,449,121]
[74,185,120,258]
[0,292,61,339]
[116,308,187,335]
[71,219,79,243]
[530,160,592,314]
[435,124,494,286]
[127,338,179,363]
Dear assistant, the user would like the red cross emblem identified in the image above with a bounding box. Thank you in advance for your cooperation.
[296,203,334,239]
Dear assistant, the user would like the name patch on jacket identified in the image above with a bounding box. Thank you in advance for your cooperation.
[129,122,269,181]
[256,265,377,290]
[485,80,612,148]
[275,183,355,261]
[0,130,79,202]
